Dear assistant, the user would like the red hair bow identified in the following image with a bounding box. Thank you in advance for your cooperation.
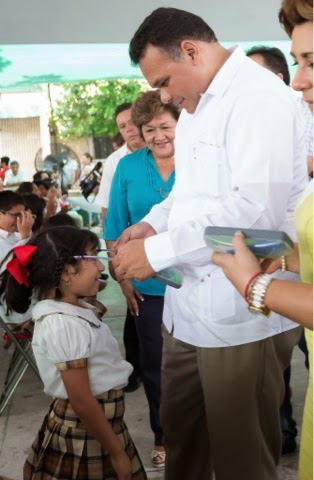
[6,245,38,287]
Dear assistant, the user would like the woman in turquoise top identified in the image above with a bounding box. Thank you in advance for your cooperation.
[105,90,180,468]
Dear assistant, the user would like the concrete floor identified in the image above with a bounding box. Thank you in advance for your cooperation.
[0,264,308,480]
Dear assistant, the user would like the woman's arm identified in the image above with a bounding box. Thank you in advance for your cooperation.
[263,279,313,328]
[61,367,131,480]
[213,232,313,329]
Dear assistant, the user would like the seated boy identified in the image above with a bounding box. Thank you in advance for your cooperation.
[0,191,34,265]
[0,191,34,331]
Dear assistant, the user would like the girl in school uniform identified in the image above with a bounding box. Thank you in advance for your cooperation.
[2,225,147,480]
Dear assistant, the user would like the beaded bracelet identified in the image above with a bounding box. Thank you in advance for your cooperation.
[247,273,274,317]
[280,256,287,272]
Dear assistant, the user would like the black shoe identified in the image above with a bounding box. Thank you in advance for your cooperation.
[282,438,297,455]
[123,373,141,393]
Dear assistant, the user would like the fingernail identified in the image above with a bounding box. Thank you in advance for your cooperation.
[140,297,144,302]
[234,230,243,236]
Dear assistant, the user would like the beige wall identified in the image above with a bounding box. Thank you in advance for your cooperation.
[66,137,91,160]
[0,117,92,181]
[0,117,41,181]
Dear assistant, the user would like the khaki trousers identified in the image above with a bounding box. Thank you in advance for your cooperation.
[160,326,301,480]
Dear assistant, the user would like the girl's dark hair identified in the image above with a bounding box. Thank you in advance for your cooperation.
[1,226,99,313]
[22,194,46,232]
[44,213,77,228]
[17,182,36,195]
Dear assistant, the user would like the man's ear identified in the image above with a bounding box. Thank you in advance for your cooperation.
[180,40,200,64]
[277,72,284,81]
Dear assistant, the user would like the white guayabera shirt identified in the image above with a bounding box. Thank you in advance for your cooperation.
[95,143,129,209]
[142,47,308,348]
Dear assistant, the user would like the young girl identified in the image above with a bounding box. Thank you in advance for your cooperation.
[2,226,147,480]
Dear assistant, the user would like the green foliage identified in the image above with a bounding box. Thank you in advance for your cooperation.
[52,80,144,139]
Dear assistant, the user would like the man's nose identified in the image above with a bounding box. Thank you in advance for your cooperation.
[160,89,171,104]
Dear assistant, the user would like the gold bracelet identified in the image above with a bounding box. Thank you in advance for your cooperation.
[247,273,274,317]
[280,256,286,272]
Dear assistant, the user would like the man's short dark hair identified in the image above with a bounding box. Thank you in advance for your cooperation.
[246,46,290,85]
[129,7,218,64]
[1,156,10,166]
[0,191,25,211]
[115,103,133,120]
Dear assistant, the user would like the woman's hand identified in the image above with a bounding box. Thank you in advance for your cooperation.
[261,243,300,274]
[118,279,144,316]
[212,231,262,298]
[110,450,132,480]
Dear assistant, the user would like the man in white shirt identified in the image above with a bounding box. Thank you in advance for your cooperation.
[95,103,145,223]
[4,161,27,186]
[112,8,308,480]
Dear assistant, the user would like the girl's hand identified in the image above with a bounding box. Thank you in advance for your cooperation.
[118,279,144,316]
[110,450,132,480]
[212,231,261,298]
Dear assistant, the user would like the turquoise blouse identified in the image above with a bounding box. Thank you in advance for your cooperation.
[105,147,175,296]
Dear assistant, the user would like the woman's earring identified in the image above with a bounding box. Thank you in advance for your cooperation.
[65,280,71,287]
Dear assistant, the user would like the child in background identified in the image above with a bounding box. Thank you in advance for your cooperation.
[2,226,147,480]
[0,191,34,264]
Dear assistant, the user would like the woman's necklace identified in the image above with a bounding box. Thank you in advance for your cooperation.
[154,157,174,198]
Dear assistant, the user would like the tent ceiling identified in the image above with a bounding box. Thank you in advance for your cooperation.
[0,0,287,44]
[0,40,293,93]
[0,44,142,92]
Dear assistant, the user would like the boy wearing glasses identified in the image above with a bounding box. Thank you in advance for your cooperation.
[0,191,34,265]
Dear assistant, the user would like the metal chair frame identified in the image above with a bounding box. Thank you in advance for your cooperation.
[0,315,40,414]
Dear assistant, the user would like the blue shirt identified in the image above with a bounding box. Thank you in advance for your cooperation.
[105,147,175,295]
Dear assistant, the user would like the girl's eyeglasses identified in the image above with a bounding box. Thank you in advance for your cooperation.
[72,248,115,262]
[0,210,37,220]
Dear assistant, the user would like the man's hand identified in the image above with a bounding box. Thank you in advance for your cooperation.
[114,222,156,249]
[17,210,34,239]
[113,239,155,282]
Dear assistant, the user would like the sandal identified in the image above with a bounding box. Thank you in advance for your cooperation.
[151,449,166,468]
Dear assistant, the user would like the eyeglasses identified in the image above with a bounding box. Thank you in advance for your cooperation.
[0,210,36,220]
[72,248,115,262]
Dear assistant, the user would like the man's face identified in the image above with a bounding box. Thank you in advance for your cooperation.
[140,44,207,114]
[10,163,19,175]
[116,109,144,151]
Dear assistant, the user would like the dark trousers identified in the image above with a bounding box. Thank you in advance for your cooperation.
[135,295,164,446]
[124,308,141,376]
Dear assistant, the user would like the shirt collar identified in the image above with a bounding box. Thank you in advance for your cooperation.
[32,298,101,327]
[0,228,16,239]
[202,46,246,100]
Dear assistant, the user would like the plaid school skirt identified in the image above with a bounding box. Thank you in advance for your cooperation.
[23,390,147,480]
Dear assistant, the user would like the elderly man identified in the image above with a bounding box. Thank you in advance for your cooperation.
[4,161,27,186]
